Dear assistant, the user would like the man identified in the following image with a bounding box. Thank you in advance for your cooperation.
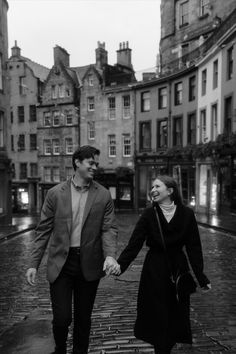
[26,145,119,354]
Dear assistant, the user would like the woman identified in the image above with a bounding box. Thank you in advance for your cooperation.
[115,175,211,354]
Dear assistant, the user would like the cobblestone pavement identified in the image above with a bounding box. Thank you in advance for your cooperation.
[0,213,236,353]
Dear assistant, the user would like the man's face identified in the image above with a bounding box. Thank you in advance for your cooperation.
[75,154,99,181]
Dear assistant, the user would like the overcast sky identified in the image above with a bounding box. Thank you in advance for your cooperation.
[7,0,161,78]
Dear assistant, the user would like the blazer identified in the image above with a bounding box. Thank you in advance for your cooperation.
[30,179,118,283]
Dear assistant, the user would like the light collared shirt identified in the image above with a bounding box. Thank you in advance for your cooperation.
[70,176,90,247]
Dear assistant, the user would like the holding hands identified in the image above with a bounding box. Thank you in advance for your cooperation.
[103,256,121,276]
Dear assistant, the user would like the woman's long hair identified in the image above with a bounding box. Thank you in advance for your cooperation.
[153,175,183,205]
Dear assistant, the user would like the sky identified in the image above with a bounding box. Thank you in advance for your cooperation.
[7,0,161,78]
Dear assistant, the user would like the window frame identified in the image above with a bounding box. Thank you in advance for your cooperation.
[108,134,116,157]
[227,46,233,81]
[157,119,168,148]
[139,121,151,151]
[87,96,95,112]
[44,166,51,182]
[141,91,150,112]
[173,116,183,146]
[52,111,60,126]
[123,95,131,119]
[187,112,196,145]
[213,59,218,89]
[158,87,167,109]
[108,97,116,120]
[88,121,95,140]
[211,103,218,141]
[30,134,37,151]
[122,133,131,157]
[18,106,25,123]
[18,134,25,151]
[179,0,189,27]
[65,138,73,155]
[19,162,27,179]
[189,75,196,101]
[174,82,183,106]
[200,109,207,143]
[201,69,207,96]
[44,139,51,155]
[52,167,60,183]
[44,112,51,126]
[52,139,60,155]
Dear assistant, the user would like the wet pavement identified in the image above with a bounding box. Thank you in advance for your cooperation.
[0,213,236,353]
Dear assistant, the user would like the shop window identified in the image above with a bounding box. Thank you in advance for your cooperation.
[20,163,27,179]
[44,112,51,126]
[108,97,116,119]
[18,106,25,123]
[53,111,60,126]
[158,87,167,109]
[123,134,131,157]
[18,134,25,151]
[19,76,27,95]
[44,139,51,155]
[227,47,233,80]
[201,69,207,96]
[119,184,131,201]
[179,1,189,27]
[0,111,3,147]
[123,95,130,118]
[87,97,95,111]
[141,91,150,112]
[53,167,60,182]
[140,121,151,151]
[174,82,182,105]
[65,138,73,154]
[53,139,60,155]
[200,109,207,143]
[173,117,183,146]
[30,134,37,150]
[224,96,232,135]
[189,76,196,101]
[213,60,218,89]
[44,167,51,182]
[65,110,73,125]
[211,104,218,141]
[157,119,168,148]
[30,163,38,177]
[108,134,116,157]
[187,112,196,145]
[29,105,37,122]
[88,121,95,140]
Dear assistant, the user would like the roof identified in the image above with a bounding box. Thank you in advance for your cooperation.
[70,64,103,86]
[22,56,50,81]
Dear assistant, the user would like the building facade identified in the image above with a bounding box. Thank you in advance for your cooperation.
[0,0,11,224]
[7,42,49,213]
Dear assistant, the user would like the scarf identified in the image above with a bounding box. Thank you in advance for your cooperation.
[159,201,176,223]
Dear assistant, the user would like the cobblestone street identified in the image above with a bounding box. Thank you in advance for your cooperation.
[0,213,236,353]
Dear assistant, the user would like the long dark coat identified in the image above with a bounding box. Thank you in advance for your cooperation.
[117,203,210,350]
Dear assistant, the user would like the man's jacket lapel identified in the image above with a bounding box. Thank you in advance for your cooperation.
[81,181,98,231]
[60,178,72,235]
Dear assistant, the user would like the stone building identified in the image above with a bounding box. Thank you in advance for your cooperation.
[160,0,236,73]
[0,0,11,224]
[7,42,49,213]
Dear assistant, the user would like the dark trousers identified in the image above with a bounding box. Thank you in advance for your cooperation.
[50,248,99,354]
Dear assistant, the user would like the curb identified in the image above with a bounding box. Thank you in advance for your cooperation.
[0,225,36,243]
[197,221,236,237]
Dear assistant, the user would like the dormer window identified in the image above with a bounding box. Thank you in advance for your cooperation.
[88,74,94,86]
[58,84,65,98]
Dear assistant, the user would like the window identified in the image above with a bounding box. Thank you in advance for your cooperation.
[19,76,27,95]
[141,91,150,112]
[66,167,73,180]
[224,96,232,135]
[213,60,218,89]
[123,134,131,157]
[108,97,116,119]
[140,121,151,150]
[18,106,24,123]
[88,74,94,86]
[44,112,51,126]
[87,97,95,111]
[200,109,207,143]
[157,120,168,148]
[108,135,116,157]
[44,140,51,155]
[51,85,57,99]
[211,104,218,141]
[0,111,3,147]
[18,134,25,151]
[53,139,60,155]
[29,105,37,122]
[66,88,71,97]
[53,111,60,126]
[11,111,13,123]
[180,1,189,27]
[30,163,38,177]
[30,134,37,150]
[189,76,196,101]
[65,138,73,154]
[88,121,95,140]
[123,95,130,118]
[58,84,64,98]
[44,167,51,182]
[158,87,167,109]
[0,53,2,90]
[187,112,196,145]
[11,135,14,151]
[65,110,73,125]
[227,47,233,80]
[20,163,27,179]
[174,82,182,105]
[11,163,16,179]
[201,69,207,96]
[173,117,183,146]
[53,167,60,182]
[200,0,209,17]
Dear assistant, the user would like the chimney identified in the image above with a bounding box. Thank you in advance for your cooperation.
[54,45,70,67]
[142,72,156,81]
[11,40,21,57]
[95,41,108,69]
[116,41,132,69]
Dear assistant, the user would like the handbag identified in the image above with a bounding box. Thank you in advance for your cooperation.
[153,205,197,303]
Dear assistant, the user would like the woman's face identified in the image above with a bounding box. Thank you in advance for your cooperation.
[150,178,172,204]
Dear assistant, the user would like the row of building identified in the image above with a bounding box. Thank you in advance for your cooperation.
[1,0,236,223]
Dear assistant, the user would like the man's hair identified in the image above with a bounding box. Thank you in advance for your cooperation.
[72,145,100,171]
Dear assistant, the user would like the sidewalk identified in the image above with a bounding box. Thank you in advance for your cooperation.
[0,215,39,242]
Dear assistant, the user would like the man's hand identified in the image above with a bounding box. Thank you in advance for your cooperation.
[26,268,37,286]
[103,256,121,275]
